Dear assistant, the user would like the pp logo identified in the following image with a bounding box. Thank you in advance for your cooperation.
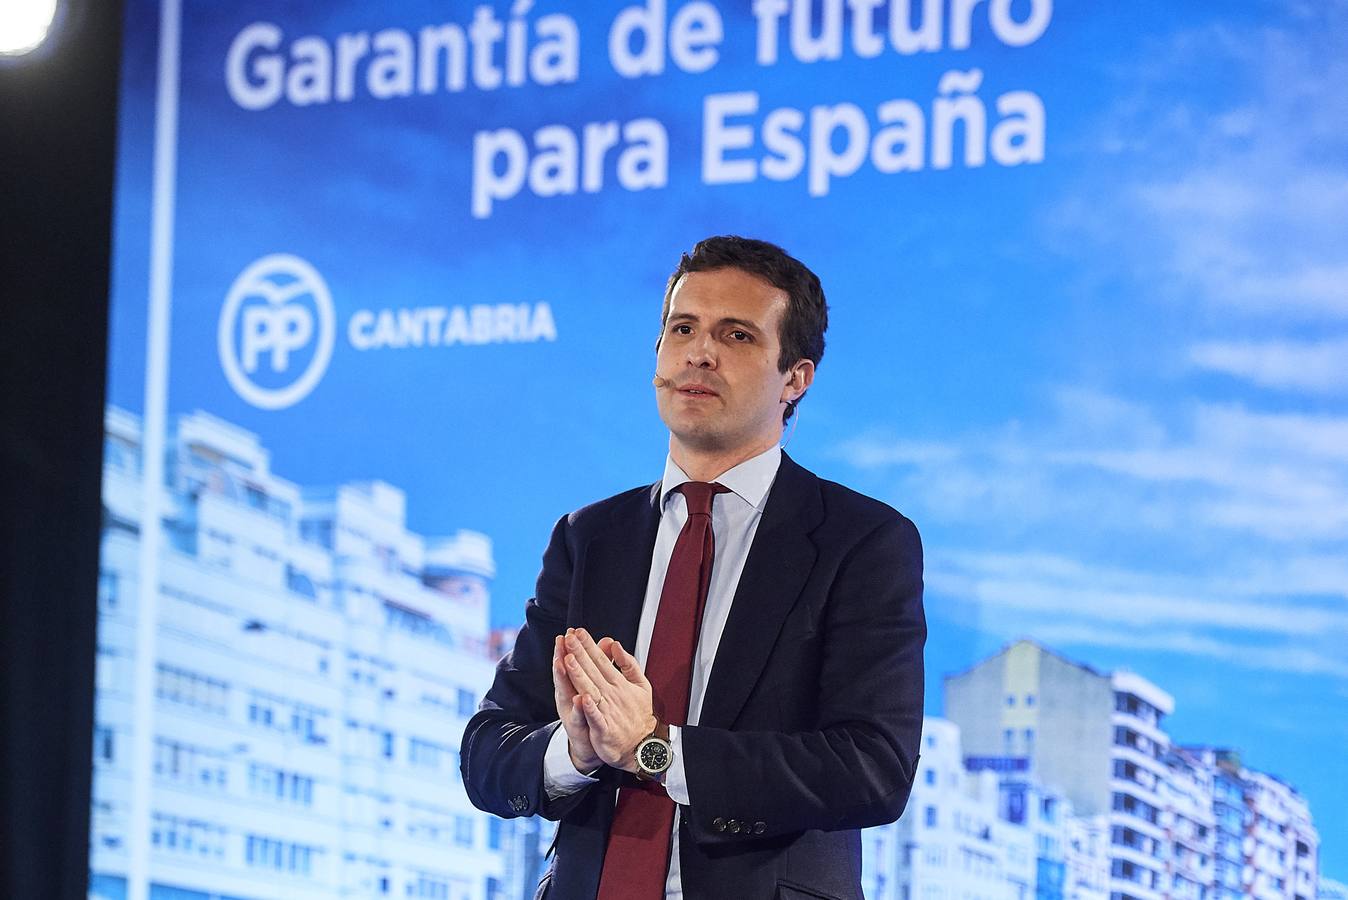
[218,254,335,410]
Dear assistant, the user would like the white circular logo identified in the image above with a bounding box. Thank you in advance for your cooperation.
[218,254,335,410]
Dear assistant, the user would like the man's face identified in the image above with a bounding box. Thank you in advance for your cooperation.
[655,267,802,456]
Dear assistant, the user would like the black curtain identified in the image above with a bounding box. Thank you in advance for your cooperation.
[0,1,123,897]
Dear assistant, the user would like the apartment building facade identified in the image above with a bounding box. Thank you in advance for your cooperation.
[90,408,509,900]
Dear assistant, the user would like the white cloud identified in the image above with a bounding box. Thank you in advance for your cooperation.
[1055,9,1348,323]
[923,548,1348,680]
[1189,336,1348,394]
[1047,386,1167,446]
[1012,621,1348,681]
[1194,404,1348,465]
[839,396,1348,542]
[1196,497,1348,542]
[834,437,961,468]
[1121,172,1348,318]
[936,547,1348,601]
[929,552,1347,638]
[834,386,1348,682]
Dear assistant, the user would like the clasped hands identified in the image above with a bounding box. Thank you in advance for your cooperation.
[552,627,657,775]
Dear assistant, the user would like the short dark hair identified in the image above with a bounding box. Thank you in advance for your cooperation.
[660,235,828,422]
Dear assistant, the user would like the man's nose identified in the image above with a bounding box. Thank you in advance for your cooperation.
[686,333,717,368]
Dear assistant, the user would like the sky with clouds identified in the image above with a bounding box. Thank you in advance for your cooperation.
[821,0,1348,869]
[107,0,1347,879]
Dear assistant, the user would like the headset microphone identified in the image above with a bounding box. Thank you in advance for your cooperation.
[653,375,671,388]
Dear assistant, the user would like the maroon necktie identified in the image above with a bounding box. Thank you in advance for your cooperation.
[596,481,729,900]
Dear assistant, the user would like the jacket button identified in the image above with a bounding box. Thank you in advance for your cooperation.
[711,817,726,832]
[728,819,741,834]
[753,821,766,835]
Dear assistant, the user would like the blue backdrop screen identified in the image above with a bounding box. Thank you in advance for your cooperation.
[93,2,1346,899]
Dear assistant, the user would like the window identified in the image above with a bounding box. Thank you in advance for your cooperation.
[300,518,334,549]
[156,663,229,715]
[98,570,119,610]
[246,834,321,876]
[104,437,142,475]
[454,815,474,848]
[93,725,115,763]
[410,738,452,770]
[286,564,318,599]
[152,813,227,860]
[925,768,937,786]
[244,485,268,510]
[251,690,330,745]
[925,806,937,827]
[384,602,455,647]
[155,738,228,791]
[1005,788,1026,824]
[248,762,314,807]
[1113,726,1152,755]
[1006,694,1016,707]
[345,719,394,760]
[482,817,501,850]
[410,872,451,899]
[1025,694,1035,707]
[1111,792,1159,824]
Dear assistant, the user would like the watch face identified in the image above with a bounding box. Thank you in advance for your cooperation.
[638,738,670,773]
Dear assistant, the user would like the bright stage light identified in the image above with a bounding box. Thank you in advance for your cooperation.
[0,0,59,56]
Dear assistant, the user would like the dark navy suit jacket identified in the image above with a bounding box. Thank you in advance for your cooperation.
[460,453,925,900]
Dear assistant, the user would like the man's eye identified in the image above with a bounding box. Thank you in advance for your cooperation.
[730,330,750,342]
[673,324,692,335]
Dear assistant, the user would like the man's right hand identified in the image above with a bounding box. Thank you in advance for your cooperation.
[554,630,602,772]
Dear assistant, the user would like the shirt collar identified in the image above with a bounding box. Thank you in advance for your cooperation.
[659,445,781,513]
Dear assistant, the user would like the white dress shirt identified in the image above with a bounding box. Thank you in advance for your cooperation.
[542,444,781,898]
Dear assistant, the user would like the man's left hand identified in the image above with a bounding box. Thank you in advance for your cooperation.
[562,629,656,773]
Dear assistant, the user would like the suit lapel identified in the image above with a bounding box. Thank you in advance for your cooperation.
[579,484,662,649]
[698,453,822,729]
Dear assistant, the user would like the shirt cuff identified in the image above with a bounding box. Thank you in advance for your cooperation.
[543,723,601,800]
[663,724,690,805]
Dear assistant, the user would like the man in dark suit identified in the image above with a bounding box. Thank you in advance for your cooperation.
[461,236,925,900]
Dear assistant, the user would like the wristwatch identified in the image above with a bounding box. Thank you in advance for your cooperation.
[634,721,673,781]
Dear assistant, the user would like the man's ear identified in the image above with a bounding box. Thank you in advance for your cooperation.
[783,359,816,403]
